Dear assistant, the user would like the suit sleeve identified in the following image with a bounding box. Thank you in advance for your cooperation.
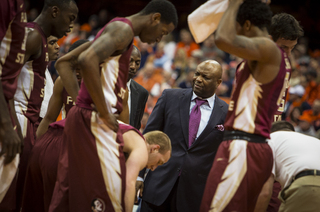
[136,89,149,130]
[143,89,167,134]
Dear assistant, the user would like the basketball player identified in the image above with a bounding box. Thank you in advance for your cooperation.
[200,1,292,211]
[49,1,177,211]
[255,13,304,212]
[0,1,26,198]
[0,0,78,210]
[22,120,171,212]
[38,35,60,125]
[36,39,89,138]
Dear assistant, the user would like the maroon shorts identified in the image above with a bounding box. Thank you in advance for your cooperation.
[0,115,35,211]
[21,126,64,212]
[200,139,273,212]
[49,106,126,212]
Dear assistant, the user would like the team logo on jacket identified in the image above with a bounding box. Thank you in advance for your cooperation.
[91,198,105,212]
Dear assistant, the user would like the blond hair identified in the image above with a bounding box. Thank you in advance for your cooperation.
[144,131,171,154]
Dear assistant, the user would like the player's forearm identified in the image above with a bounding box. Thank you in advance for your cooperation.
[36,117,53,138]
[55,61,79,101]
[254,175,274,212]
[0,83,14,129]
[214,0,242,50]
[125,180,135,212]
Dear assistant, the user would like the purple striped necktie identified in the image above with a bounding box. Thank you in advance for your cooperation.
[189,98,207,147]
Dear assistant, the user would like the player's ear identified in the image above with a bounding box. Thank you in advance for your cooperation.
[244,20,251,31]
[150,144,160,153]
[151,13,161,26]
[51,6,60,18]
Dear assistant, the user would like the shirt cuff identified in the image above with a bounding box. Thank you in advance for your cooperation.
[137,176,144,182]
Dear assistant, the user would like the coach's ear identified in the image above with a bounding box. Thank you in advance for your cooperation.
[149,144,160,153]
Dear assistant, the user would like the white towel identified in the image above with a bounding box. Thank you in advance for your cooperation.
[187,0,229,43]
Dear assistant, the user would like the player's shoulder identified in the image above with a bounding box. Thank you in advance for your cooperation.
[102,19,133,36]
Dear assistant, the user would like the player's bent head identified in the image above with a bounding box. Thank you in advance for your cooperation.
[138,0,178,44]
[43,0,78,39]
[269,13,304,56]
[140,0,178,27]
[68,39,89,53]
[144,131,171,171]
[271,121,295,133]
[236,0,272,32]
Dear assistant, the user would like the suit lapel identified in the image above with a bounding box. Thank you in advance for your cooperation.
[180,89,193,147]
[190,97,223,148]
[130,81,139,126]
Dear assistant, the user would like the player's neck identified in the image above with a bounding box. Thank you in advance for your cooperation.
[33,14,52,38]
[126,13,150,37]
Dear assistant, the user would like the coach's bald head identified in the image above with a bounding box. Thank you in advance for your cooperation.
[192,60,222,99]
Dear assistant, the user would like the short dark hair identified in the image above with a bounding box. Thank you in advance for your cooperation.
[44,0,76,10]
[271,121,295,133]
[237,0,272,30]
[144,131,171,154]
[140,0,178,27]
[68,39,89,52]
[270,13,304,42]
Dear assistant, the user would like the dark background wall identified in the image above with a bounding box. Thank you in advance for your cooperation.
[25,0,320,50]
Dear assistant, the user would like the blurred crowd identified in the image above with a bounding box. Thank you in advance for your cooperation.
[26,7,320,138]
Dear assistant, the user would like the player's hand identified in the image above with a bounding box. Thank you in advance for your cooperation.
[99,113,119,132]
[135,180,144,203]
[0,127,22,164]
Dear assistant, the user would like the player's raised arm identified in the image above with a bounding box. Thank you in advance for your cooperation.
[214,0,279,63]
[78,21,134,132]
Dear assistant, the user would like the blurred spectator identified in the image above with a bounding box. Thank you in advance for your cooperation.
[301,99,320,131]
[219,67,233,97]
[172,48,188,79]
[201,34,226,61]
[288,68,301,87]
[80,14,99,40]
[27,8,38,22]
[178,68,195,89]
[145,94,156,115]
[294,113,317,137]
[57,23,81,49]
[286,106,303,127]
[163,33,177,62]
[300,70,319,105]
[135,62,163,94]
[176,28,200,58]
[136,39,154,69]
[284,85,311,119]
[98,9,109,28]
[140,112,150,133]
[153,41,170,69]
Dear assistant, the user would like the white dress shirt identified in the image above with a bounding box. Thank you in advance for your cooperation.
[126,79,132,119]
[189,92,215,140]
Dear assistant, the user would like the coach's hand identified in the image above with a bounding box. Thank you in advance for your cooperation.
[0,126,21,164]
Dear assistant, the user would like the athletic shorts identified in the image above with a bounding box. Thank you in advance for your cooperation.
[200,139,273,212]
[49,106,126,212]
[22,124,64,212]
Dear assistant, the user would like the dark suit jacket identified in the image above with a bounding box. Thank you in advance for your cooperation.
[142,88,228,212]
[129,80,148,130]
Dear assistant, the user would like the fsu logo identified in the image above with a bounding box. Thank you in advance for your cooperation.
[91,198,105,212]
